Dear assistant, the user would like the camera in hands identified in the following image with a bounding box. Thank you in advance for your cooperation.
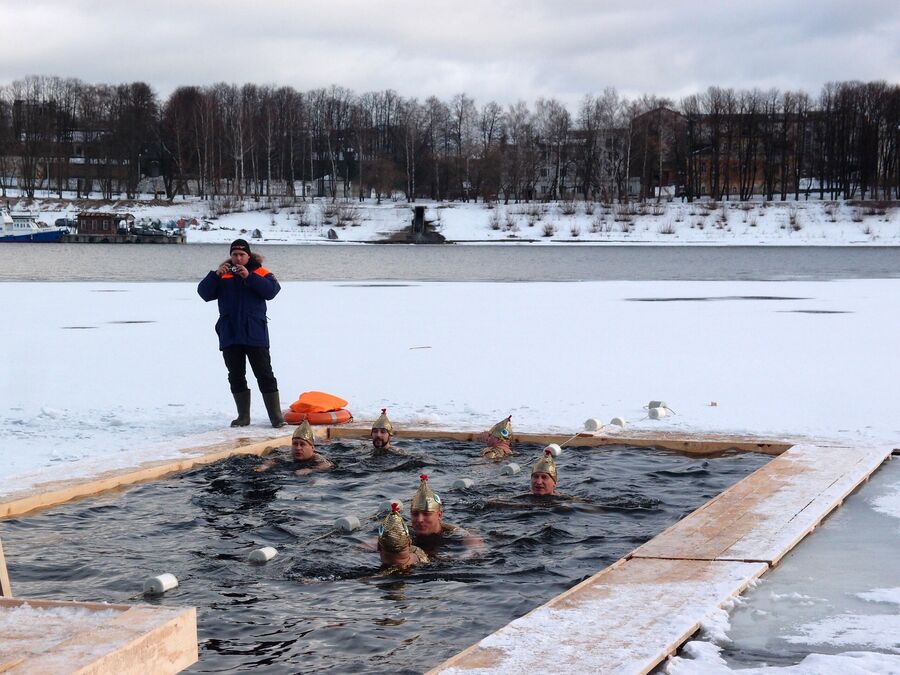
[230,265,240,273]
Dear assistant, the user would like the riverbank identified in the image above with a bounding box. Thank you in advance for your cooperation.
[4,194,899,245]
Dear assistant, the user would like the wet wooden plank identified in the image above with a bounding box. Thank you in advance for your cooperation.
[0,436,290,520]
[428,557,767,675]
[328,426,793,455]
[631,444,892,564]
[0,598,196,674]
[0,539,10,598]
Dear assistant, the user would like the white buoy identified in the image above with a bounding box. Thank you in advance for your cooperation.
[583,418,602,431]
[649,407,668,419]
[379,499,404,514]
[334,515,361,532]
[501,463,520,476]
[544,443,562,457]
[648,400,667,410]
[249,546,278,563]
[143,573,178,596]
[452,478,475,489]
[610,417,627,428]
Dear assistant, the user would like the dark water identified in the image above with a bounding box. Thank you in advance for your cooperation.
[1,441,768,674]
[4,242,899,281]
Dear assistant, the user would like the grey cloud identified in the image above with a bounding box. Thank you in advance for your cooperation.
[1,0,897,106]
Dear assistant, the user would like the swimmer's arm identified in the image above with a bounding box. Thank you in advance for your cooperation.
[295,455,334,476]
[255,458,278,472]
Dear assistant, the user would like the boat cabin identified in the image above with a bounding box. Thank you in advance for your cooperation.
[76,212,135,235]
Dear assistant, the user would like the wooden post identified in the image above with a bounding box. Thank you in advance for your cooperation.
[0,537,11,597]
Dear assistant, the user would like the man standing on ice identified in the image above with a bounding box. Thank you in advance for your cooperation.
[198,238,285,428]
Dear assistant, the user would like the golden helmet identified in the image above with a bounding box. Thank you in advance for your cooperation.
[372,408,393,435]
[292,419,316,446]
[489,415,513,441]
[378,502,411,552]
[532,449,558,483]
[411,474,442,513]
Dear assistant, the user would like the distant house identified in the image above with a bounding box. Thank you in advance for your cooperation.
[76,212,134,235]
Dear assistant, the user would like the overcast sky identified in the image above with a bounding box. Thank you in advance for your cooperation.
[2,0,898,107]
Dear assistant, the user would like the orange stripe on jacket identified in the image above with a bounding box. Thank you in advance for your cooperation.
[221,267,272,279]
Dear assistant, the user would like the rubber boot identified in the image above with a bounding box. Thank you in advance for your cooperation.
[231,390,251,427]
[262,390,286,428]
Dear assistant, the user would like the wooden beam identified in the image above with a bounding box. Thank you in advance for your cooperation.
[0,598,197,674]
[0,539,10,598]
[328,426,793,455]
[630,444,892,565]
[427,557,767,674]
[0,435,291,521]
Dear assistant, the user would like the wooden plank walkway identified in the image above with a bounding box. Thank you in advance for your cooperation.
[631,444,892,564]
[0,598,196,674]
[430,444,893,674]
[428,558,767,675]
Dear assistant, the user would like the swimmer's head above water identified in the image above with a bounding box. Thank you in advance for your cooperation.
[481,415,513,459]
[530,449,558,496]
[291,419,316,461]
[378,502,426,568]
[371,408,393,449]
[410,474,444,537]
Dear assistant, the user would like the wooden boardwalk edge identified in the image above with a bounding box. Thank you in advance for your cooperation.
[0,599,197,674]
[427,558,768,674]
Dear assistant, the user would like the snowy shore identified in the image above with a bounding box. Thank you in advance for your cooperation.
[7,195,900,246]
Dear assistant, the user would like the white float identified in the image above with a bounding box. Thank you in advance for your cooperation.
[334,515,361,532]
[544,443,562,457]
[649,407,668,420]
[610,417,627,428]
[143,573,178,596]
[501,463,521,476]
[452,478,475,489]
[583,418,602,431]
[648,400,668,410]
[249,546,278,563]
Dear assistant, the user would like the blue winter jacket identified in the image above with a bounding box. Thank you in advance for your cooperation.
[197,262,281,349]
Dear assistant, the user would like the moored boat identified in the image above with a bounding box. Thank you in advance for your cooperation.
[0,210,69,242]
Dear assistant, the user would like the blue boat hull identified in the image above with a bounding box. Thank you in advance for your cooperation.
[0,230,66,242]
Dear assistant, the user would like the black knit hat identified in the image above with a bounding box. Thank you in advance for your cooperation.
[230,238,251,255]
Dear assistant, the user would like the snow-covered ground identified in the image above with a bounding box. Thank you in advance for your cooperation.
[6,194,900,245]
[2,278,897,493]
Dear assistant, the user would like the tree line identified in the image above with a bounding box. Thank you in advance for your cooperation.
[1,75,897,202]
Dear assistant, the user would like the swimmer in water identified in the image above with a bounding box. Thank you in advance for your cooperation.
[370,408,407,456]
[484,448,575,509]
[410,474,484,555]
[378,502,429,572]
[530,449,559,496]
[256,420,334,475]
[481,415,513,460]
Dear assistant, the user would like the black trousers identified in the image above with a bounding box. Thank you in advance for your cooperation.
[222,345,278,394]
